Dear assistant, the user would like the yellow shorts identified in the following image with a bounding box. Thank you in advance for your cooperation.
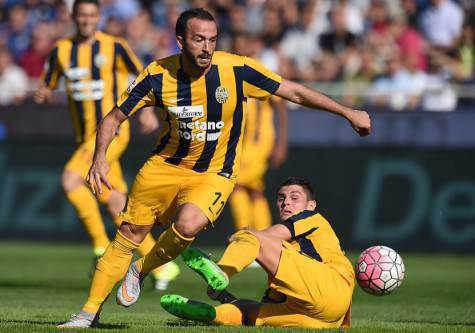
[64,132,129,200]
[119,155,235,226]
[256,243,354,329]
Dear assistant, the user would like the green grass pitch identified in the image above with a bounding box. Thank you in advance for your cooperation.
[1,242,474,332]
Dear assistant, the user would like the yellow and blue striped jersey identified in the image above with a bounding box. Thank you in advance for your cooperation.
[281,210,355,283]
[42,31,142,143]
[116,51,282,179]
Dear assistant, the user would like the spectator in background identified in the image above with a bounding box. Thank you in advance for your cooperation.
[370,53,423,110]
[343,47,381,107]
[279,1,322,80]
[421,55,457,111]
[318,5,360,81]
[2,4,32,61]
[18,23,54,80]
[421,0,463,51]
[0,47,28,105]
[391,15,426,71]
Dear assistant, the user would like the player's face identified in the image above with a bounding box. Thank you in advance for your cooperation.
[178,18,217,71]
[277,185,317,221]
[74,3,100,39]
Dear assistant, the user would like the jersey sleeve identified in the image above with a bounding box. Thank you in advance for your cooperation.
[279,210,318,239]
[241,56,282,100]
[116,67,156,117]
[115,38,143,75]
[42,45,62,89]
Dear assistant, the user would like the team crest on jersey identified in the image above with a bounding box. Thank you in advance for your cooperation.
[94,54,106,67]
[215,86,229,104]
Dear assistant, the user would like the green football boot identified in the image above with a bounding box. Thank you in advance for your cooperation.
[160,294,216,322]
[181,247,229,291]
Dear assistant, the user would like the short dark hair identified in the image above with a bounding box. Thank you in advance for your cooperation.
[176,8,216,38]
[72,0,100,16]
[279,177,316,201]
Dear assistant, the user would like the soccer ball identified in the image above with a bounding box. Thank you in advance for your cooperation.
[355,245,405,296]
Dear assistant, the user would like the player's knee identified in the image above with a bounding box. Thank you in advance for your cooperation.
[118,222,150,243]
[230,229,261,246]
[174,205,208,238]
[61,170,84,193]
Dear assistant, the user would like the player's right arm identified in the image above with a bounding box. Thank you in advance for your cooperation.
[34,45,61,104]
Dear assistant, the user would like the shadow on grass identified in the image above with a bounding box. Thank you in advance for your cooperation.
[0,319,127,330]
[391,319,475,327]
[0,280,86,291]
[165,319,214,327]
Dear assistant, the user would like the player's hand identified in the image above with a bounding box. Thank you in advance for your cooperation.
[33,86,52,104]
[348,110,371,136]
[86,156,112,195]
[139,107,159,134]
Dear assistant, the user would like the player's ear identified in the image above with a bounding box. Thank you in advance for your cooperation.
[307,200,317,211]
[176,35,184,51]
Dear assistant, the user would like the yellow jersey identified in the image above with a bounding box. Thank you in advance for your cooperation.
[116,51,282,179]
[42,31,142,143]
[281,210,355,283]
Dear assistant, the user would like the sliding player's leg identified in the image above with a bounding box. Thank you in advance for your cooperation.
[161,294,260,326]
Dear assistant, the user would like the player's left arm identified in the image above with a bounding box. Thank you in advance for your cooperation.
[275,79,371,136]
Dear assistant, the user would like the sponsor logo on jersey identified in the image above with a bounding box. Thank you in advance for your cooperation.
[168,105,205,119]
[177,120,224,142]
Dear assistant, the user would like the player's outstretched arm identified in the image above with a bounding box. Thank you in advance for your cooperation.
[86,108,127,194]
[275,79,371,136]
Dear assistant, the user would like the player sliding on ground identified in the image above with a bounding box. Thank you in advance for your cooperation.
[59,7,370,328]
[162,177,355,329]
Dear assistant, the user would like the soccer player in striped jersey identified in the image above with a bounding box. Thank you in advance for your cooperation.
[162,177,355,329]
[59,7,370,328]
[34,0,178,287]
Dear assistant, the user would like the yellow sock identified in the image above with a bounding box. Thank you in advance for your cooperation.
[140,224,194,274]
[112,215,163,277]
[137,233,165,277]
[217,230,260,279]
[213,303,244,326]
[66,185,109,251]
[82,231,139,314]
[251,195,272,230]
[229,187,252,230]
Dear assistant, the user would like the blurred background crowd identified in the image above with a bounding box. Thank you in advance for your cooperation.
[0,0,474,111]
